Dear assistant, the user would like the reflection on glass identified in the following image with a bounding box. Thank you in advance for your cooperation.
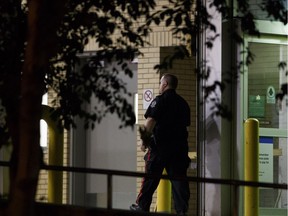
[248,43,287,129]
[247,42,288,212]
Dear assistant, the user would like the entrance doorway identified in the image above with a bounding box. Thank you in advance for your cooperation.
[243,36,288,213]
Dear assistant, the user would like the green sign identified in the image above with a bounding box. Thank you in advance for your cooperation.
[266,86,276,104]
[249,95,265,117]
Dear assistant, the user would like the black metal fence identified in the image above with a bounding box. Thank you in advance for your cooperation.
[0,160,287,215]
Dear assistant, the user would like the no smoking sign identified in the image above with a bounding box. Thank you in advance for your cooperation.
[143,89,153,109]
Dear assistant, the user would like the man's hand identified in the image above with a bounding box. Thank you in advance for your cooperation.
[139,125,152,148]
[140,143,147,152]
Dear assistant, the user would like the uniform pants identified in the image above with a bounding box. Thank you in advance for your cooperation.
[136,148,190,213]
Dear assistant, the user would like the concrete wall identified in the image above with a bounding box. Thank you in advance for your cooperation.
[85,60,138,209]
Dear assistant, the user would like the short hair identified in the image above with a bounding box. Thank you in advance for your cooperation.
[162,73,178,89]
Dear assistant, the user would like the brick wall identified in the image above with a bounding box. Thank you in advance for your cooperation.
[85,0,198,213]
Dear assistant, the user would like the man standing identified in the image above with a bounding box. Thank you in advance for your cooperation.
[130,73,191,216]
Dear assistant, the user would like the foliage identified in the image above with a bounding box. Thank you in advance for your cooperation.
[149,0,287,119]
[44,0,158,129]
[0,0,287,141]
[0,0,287,215]
[0,0,157,141]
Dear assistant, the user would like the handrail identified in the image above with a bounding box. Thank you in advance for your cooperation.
[0,160,287,212]
[1,161,286,189]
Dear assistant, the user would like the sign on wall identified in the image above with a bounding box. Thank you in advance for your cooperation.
[249,95,265,117]
[266,86,276,104]
[143,89,153,109]
[259,137,274,182]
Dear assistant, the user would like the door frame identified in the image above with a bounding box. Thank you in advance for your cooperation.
[240,21,288,215]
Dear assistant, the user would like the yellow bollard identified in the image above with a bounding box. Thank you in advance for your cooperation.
[244,118,259,216]
[156,169,171,213]
[42,105,63,204]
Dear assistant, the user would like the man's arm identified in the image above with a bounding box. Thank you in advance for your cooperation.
[139,117,156,152]
[144,117,156,133]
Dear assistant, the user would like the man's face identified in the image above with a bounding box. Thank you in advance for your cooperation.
[159,76,167,94]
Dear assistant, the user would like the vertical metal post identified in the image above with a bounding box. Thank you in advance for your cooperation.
[233,185,239,216]
[244,118,259,216]
[107,174,112,209]
[156,169,171,213]
[42,105,63,204]
[47,124,63,204]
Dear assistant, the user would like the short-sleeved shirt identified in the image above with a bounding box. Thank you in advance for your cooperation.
[144,89,190,156]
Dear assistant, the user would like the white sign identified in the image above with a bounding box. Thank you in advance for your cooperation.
[143,89,153,109]
[266,86,276,104]
[259,137,273,182]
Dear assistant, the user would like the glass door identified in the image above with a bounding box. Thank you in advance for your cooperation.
[243,36,288,214]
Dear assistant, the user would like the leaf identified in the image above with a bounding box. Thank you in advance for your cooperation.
[166,17,172,26]
[174,13,182,26]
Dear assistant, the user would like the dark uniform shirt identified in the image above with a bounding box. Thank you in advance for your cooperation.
[144,89,190,157]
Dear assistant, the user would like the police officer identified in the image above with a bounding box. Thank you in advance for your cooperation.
[130,73,191,216]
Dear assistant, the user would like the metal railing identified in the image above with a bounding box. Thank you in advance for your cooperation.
[0,160,287,215]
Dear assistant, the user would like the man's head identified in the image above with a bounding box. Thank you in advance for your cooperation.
[159,73,178,94]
